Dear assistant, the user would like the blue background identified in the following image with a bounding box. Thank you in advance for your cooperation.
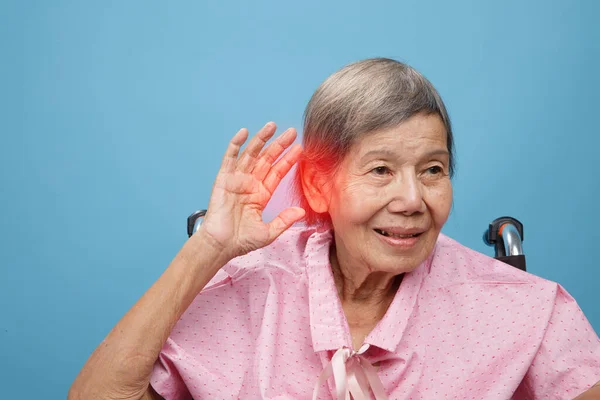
[1,1,598,398]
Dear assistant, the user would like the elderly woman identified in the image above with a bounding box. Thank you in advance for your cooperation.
[70,58,600,399]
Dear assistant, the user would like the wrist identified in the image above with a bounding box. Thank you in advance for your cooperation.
[187,227,234,270]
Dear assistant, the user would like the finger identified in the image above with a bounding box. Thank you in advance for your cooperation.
[263,143,303,195]
[220,128,249,172]
[237,122,277,172]
[267,207,306,243]
[252,128,297,181]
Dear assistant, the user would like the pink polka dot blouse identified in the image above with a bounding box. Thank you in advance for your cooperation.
[150,227,600,399]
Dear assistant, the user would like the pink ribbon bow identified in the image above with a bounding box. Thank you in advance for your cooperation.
[312,343,388,400]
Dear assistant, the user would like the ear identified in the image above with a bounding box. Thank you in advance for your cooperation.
[299,161,331,214]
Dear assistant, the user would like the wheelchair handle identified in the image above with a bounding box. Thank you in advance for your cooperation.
[483,216,524,258]
[499,223,523,256]
[187,209,207,238]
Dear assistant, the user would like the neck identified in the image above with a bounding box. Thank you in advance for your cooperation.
[330,243,402,306]
[329,242,403,350]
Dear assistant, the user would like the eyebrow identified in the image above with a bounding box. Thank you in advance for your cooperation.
[360,148,449,162]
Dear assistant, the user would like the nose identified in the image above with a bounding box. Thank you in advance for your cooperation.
[386,170,425,215]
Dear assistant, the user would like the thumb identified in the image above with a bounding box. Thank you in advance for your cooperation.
[266,207,306,243]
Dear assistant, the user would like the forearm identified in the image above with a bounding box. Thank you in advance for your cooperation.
[574,381,600,400]
[69,230,230,400]
[101,231,229,363]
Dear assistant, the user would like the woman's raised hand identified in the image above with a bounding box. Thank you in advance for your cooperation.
[199,122,305,259]
[68,124,305,400]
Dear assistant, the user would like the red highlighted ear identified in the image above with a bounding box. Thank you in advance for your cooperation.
[299,160,331,215]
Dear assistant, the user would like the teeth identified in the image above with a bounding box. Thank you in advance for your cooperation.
[375,229,418,238]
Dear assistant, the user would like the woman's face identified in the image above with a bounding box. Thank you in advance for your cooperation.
[324,113,452,275]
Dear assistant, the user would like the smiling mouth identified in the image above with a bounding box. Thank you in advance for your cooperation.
[374,229,423,239]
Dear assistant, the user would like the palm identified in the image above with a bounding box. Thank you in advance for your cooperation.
[208,170,274,253]
[201,123,305,258]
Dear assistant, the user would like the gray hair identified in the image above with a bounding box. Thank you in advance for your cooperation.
[292,57,454,226]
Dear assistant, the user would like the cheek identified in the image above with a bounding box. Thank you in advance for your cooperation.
[331,181,384,224]
[426,181,453,226]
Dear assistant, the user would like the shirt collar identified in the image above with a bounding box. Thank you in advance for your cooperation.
[306,229,350,352]
[305,228,434,353]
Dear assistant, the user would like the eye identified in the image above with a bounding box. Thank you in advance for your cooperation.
[371,166,390,176]
[427,166,443,175]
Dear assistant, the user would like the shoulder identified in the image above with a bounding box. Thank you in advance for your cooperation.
[429,233,557,293]
[204,225,327,288]
[175,226,326,331]
[422,234,574,338]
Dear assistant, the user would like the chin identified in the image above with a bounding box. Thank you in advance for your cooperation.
[385,257,424,274]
